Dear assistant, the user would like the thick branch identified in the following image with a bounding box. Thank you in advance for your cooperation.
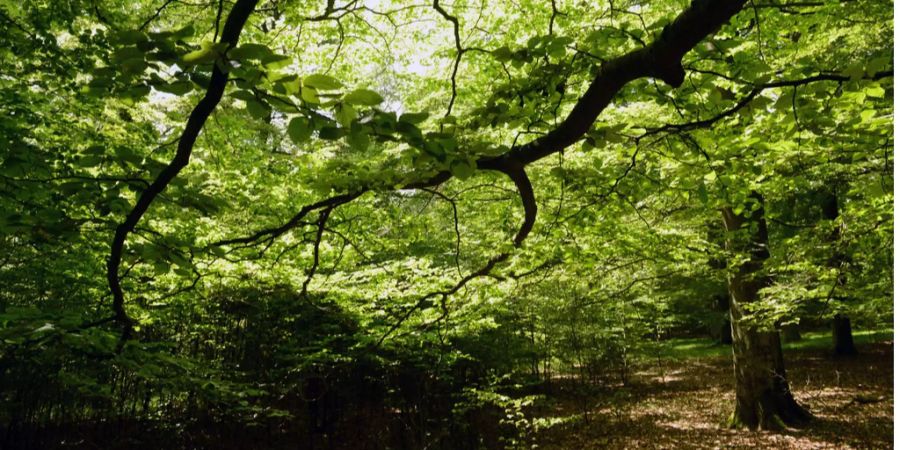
[505,167,536,247]
[107,0,259,342]
[217,0,749,252]
[479,0,748,169]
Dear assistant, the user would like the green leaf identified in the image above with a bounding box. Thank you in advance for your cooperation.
[264,56,292,71]
[860,109,876,122]
[492,46,513,62]
[111,47,144,64]
[281,77,301,95]
[304,74,343,90]
[114,147,144,166]
[399,112,429,124]
[318,126,345,140]
[450,159,476,180]
[183,43,214,65]
[75,155,104,168]
[155,81,193,95]
[865,85,885,98]
[429,133,458,153]
[343,89,384,106]
[121,58,148,75]
[182,41,227,66]
[125,85,151,99]
[396,121,423,143]
[335,103,357,128]
[170,24,195,39]
[547,37,572,59]
[245,99,271,120]
[842,63,865,82]
[774,94,793,111]
[288,117,313,145]
[866,56,890,77]
[230,90,257,102]
[111,30,148,45]
[422,140,445,161]
[348,129,370,151]
[227,43,275,61]
[87,74,114,89]
[189,72,211,88]
[300,87,320,104]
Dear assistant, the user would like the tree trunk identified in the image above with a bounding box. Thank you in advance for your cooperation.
[723,193,813,430]
[720,319,733,345]
[822,190,857,357]
[714,293,733,344]
[832,315,857,356]
[780,323,802,343]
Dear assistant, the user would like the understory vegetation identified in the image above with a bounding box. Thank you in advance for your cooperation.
[0,0,892,448]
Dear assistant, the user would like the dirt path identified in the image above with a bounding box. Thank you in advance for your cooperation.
[537,342,893,449]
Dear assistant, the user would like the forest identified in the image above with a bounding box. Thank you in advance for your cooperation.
[0,0,893,448]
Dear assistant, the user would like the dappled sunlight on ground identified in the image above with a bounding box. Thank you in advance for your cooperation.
[535,342,893,449]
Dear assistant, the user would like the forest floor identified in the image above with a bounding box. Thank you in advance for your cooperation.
[536,331,893,449]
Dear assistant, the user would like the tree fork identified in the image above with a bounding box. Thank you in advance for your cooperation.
[223,0,750,248]
[106,0,751,352]
[107,0,260,345]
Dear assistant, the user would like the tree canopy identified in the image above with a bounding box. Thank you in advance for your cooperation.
[0,0,892,448]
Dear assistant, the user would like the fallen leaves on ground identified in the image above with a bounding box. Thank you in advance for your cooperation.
[534,341,893,449]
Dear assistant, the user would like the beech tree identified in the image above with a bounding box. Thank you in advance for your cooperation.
[722,193,813,428]
[0,0,892,446]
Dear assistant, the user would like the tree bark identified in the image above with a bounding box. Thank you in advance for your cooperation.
[720,319,734,345]
[107,0,260,343]
[714,294,733,344]
[722,193,812,430]
[822,190,858,357]
[832,315,857,357]
[780,323,802,343]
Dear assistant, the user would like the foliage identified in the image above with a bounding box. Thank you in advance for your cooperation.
[0,0,892,447]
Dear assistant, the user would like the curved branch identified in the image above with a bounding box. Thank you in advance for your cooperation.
[301,206,333,297]
[420,187,463,276]
[480,0,749,169]
[433,0,464,118]
[139,0,178,31]
[217,0,749,252]
[107,0,260,343]
[212,191,363,247]
[644,70,893,137]
[305,0,360,21]
[505,167,536,247]
[375,251,509,347]
[371,165,535,345]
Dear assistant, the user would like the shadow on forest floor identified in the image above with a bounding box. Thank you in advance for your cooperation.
[535,340,893,449]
